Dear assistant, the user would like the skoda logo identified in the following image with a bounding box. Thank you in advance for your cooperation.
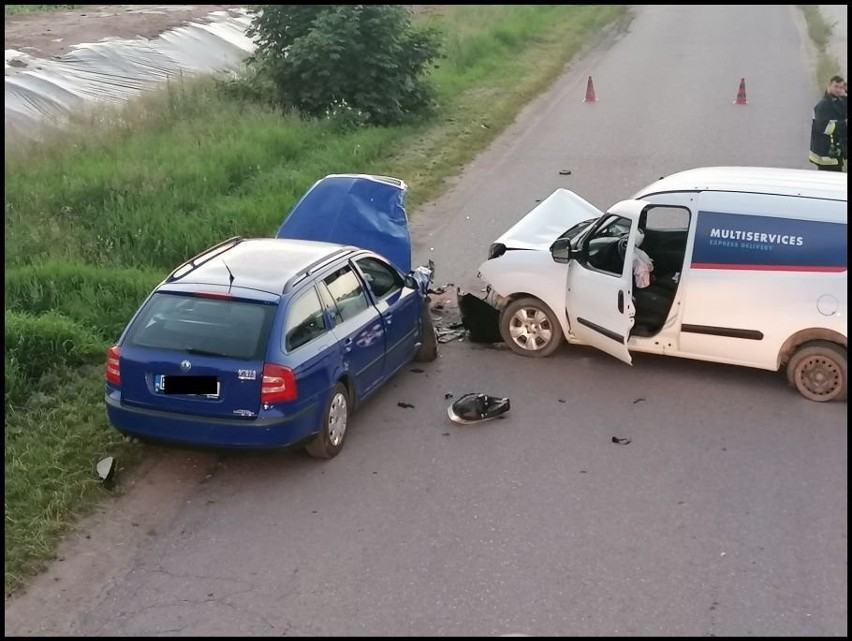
[180,360,192,373]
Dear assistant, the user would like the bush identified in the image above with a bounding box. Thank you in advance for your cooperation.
[246,5,443,126]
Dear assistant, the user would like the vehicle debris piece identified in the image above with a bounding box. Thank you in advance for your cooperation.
[611,436,631,445]
[448,393,511,425]
[436,325,467,343]
[457,289,501,343]
[397,402,415,409]
[96,456,116,484]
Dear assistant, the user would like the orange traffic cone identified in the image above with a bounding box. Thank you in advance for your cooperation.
[583,75,596,103]
[734,77,747,105]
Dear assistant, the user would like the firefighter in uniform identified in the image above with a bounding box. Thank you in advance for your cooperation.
[809,75,847,171]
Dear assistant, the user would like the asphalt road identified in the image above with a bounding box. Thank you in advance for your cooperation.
[5,5,847,637]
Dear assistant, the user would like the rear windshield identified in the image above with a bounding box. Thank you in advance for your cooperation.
[125,293,277,361]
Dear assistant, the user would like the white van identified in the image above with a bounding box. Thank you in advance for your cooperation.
[476,166,847,402]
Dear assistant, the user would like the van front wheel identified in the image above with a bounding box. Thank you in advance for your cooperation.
[499,297,563,357]
[786,341,847,402]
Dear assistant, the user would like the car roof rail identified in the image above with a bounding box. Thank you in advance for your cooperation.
[165,236,245,282]
[283,246,358,293]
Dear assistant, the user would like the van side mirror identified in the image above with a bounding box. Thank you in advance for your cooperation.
[550,238,573,264]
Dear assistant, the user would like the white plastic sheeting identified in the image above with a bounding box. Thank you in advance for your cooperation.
[5,8,256,140]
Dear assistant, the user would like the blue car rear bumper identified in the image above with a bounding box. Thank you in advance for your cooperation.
[105,390,321,449]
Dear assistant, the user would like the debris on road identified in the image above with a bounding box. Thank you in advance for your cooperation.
[457,289,501,343]
[448,392,511,425]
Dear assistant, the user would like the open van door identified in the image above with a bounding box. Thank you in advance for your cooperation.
[565,199,647,364]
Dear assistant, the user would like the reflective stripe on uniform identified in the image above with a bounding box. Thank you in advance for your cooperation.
[809,151,840,166]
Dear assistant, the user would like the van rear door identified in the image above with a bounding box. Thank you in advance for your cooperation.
[565,199,646,364]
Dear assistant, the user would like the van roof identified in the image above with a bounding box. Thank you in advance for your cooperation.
[633,166,848,202]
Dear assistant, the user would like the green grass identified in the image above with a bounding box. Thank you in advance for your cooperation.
[4,5,629,596]
[798,5,844,89]
[5,5,80,16]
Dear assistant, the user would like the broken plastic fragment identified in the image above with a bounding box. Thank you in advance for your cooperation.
[611,437,631,445]
[96,456,116,483]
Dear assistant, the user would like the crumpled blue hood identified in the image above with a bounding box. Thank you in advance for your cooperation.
[275,174,412,273]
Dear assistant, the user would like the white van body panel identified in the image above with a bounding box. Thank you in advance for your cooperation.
[631,166,847,202]
[674,190,847,369]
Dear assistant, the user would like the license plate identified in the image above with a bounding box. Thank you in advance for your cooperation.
[154,375,219,398]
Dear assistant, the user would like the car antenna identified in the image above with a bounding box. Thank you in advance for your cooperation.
[223,260,235,292]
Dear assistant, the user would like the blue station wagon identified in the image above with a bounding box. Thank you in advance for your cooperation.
[105,175,437,459]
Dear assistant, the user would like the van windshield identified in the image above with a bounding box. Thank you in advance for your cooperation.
[125,293,277,361]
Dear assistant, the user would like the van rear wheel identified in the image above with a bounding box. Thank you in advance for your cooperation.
[786,341,847,402]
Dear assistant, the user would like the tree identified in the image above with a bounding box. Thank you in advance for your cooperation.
[246,5,443,126]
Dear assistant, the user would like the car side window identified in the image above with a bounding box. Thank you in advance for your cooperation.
[355,256,403,300]
[285,287,328,352]
[323,265,370,322]
[317,280,343,326]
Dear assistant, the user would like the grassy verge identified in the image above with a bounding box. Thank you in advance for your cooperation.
[4,5,629,596]
[5,5,80,16]
[798,5,844,89]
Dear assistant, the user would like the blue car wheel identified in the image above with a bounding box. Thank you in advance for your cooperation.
[305,382,350,459]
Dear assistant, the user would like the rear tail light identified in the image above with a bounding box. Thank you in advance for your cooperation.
[105,346,121,386]
[261,363,297,404]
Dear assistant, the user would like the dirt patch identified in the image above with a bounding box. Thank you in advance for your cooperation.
[5,4,247,59]
[4,448,221,636]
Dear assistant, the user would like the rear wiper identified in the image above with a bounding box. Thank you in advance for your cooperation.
[185,348,230,357]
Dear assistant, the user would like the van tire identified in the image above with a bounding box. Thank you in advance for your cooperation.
[306,382,350,459]
[786,341,847,402]
[499,297,563,358]
[414,298,438,362]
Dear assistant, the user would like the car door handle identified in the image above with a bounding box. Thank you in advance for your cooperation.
[383,313,393,326]
[617,290,624,313]
[343,337,353,353]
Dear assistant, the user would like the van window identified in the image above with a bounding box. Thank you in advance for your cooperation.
[584,214,632,275]
[641,206,691,279]
[644,206,690,232]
